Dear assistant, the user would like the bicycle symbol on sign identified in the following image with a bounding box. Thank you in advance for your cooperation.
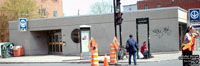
[191,10,199,19]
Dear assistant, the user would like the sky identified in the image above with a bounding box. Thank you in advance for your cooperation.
[63,0,137,16]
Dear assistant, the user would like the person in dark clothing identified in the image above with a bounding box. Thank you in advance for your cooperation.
[126,34,139,65]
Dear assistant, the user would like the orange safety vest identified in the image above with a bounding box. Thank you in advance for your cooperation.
[191,34,195,51]
[182,33,195,51]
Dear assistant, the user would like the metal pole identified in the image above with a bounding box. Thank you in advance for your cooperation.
[119,24,122,47]
[147,18,150,58]
[136,20,139,46]
[113,0,117,37]
[118,0,122,48]
[136,20,139,59]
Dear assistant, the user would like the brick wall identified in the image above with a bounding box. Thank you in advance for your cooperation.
[0,0,6,9]
[35,0,63,18]
[138,0,200,10]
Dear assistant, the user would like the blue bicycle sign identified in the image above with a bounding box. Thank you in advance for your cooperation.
[19,18,27,32]
[189,9,200,21]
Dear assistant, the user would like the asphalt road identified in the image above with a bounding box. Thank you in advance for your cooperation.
[124,60,182,66]
[0,60,183,66]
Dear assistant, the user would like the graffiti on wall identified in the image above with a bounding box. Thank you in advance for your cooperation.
[152,27,172,38]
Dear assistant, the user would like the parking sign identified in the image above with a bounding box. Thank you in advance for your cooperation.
[19,18,27,32]
[189,9,200,21]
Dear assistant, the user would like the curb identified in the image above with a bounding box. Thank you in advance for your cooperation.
[0,59,178,64]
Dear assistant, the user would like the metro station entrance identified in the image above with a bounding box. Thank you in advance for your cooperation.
[48,30,62,55]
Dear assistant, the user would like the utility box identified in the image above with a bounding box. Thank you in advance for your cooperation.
[14,46,24,57]
[0,42,14,58]
[0,43,4,57]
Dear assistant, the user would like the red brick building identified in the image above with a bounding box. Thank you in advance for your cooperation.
[35,0,63,18]
[137,0,200,10]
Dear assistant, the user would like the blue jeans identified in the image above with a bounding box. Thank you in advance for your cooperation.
[129,51,137,65]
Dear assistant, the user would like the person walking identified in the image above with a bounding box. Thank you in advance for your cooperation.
[126,34,139,65]
[182,26,199,66]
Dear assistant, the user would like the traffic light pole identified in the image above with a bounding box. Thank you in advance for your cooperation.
[113,0,117,37]
[113,0,123,48]
[119,24,122,48]
[113,0,124,60]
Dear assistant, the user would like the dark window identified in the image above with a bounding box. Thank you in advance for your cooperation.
[56,44,59,52]
[38,8,42,15]
[55,35,58,42]
[157,4,161,8]
[53,11,57,17]
[52,0,58,2]
[144,5,148,9]
[49,35,52,42]
[49,45,52,52]
[39,8,46,16]
[38,8,46,16]
[41,0,47,2]
[71,29,80,43]
[129,8,132,11]
[43,9,46,16]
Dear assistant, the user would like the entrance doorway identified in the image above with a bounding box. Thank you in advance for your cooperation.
[179,23,187,51]
[48,30,62,55]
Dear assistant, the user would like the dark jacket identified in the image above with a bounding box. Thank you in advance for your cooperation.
[126,38,138,52]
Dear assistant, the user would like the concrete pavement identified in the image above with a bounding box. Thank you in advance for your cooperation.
[0,60,182,66]
[0,51,199,64]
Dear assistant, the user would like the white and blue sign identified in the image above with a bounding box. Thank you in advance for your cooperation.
[192,25,200,29]
[19,18,27,32]
[189,9,200,21]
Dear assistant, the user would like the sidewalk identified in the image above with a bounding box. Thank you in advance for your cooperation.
[0,51,198,64]
[118,51,182,63]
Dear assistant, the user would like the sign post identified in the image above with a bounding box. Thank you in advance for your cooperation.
[18,18,28,32]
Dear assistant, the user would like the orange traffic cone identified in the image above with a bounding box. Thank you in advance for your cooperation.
[104,54,109,66]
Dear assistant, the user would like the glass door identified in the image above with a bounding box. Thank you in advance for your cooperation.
[48,31,62,55]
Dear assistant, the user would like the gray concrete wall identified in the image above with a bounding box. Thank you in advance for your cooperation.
[121,7,184,52]
[9,27,49,55]
[29,31,48,55]
[9,7,187,55]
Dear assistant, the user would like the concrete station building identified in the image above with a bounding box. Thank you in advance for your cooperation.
[9,7,187,56]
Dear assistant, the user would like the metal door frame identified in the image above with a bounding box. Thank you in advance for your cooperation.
[136,18,150,58]
[48,31,62,55]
